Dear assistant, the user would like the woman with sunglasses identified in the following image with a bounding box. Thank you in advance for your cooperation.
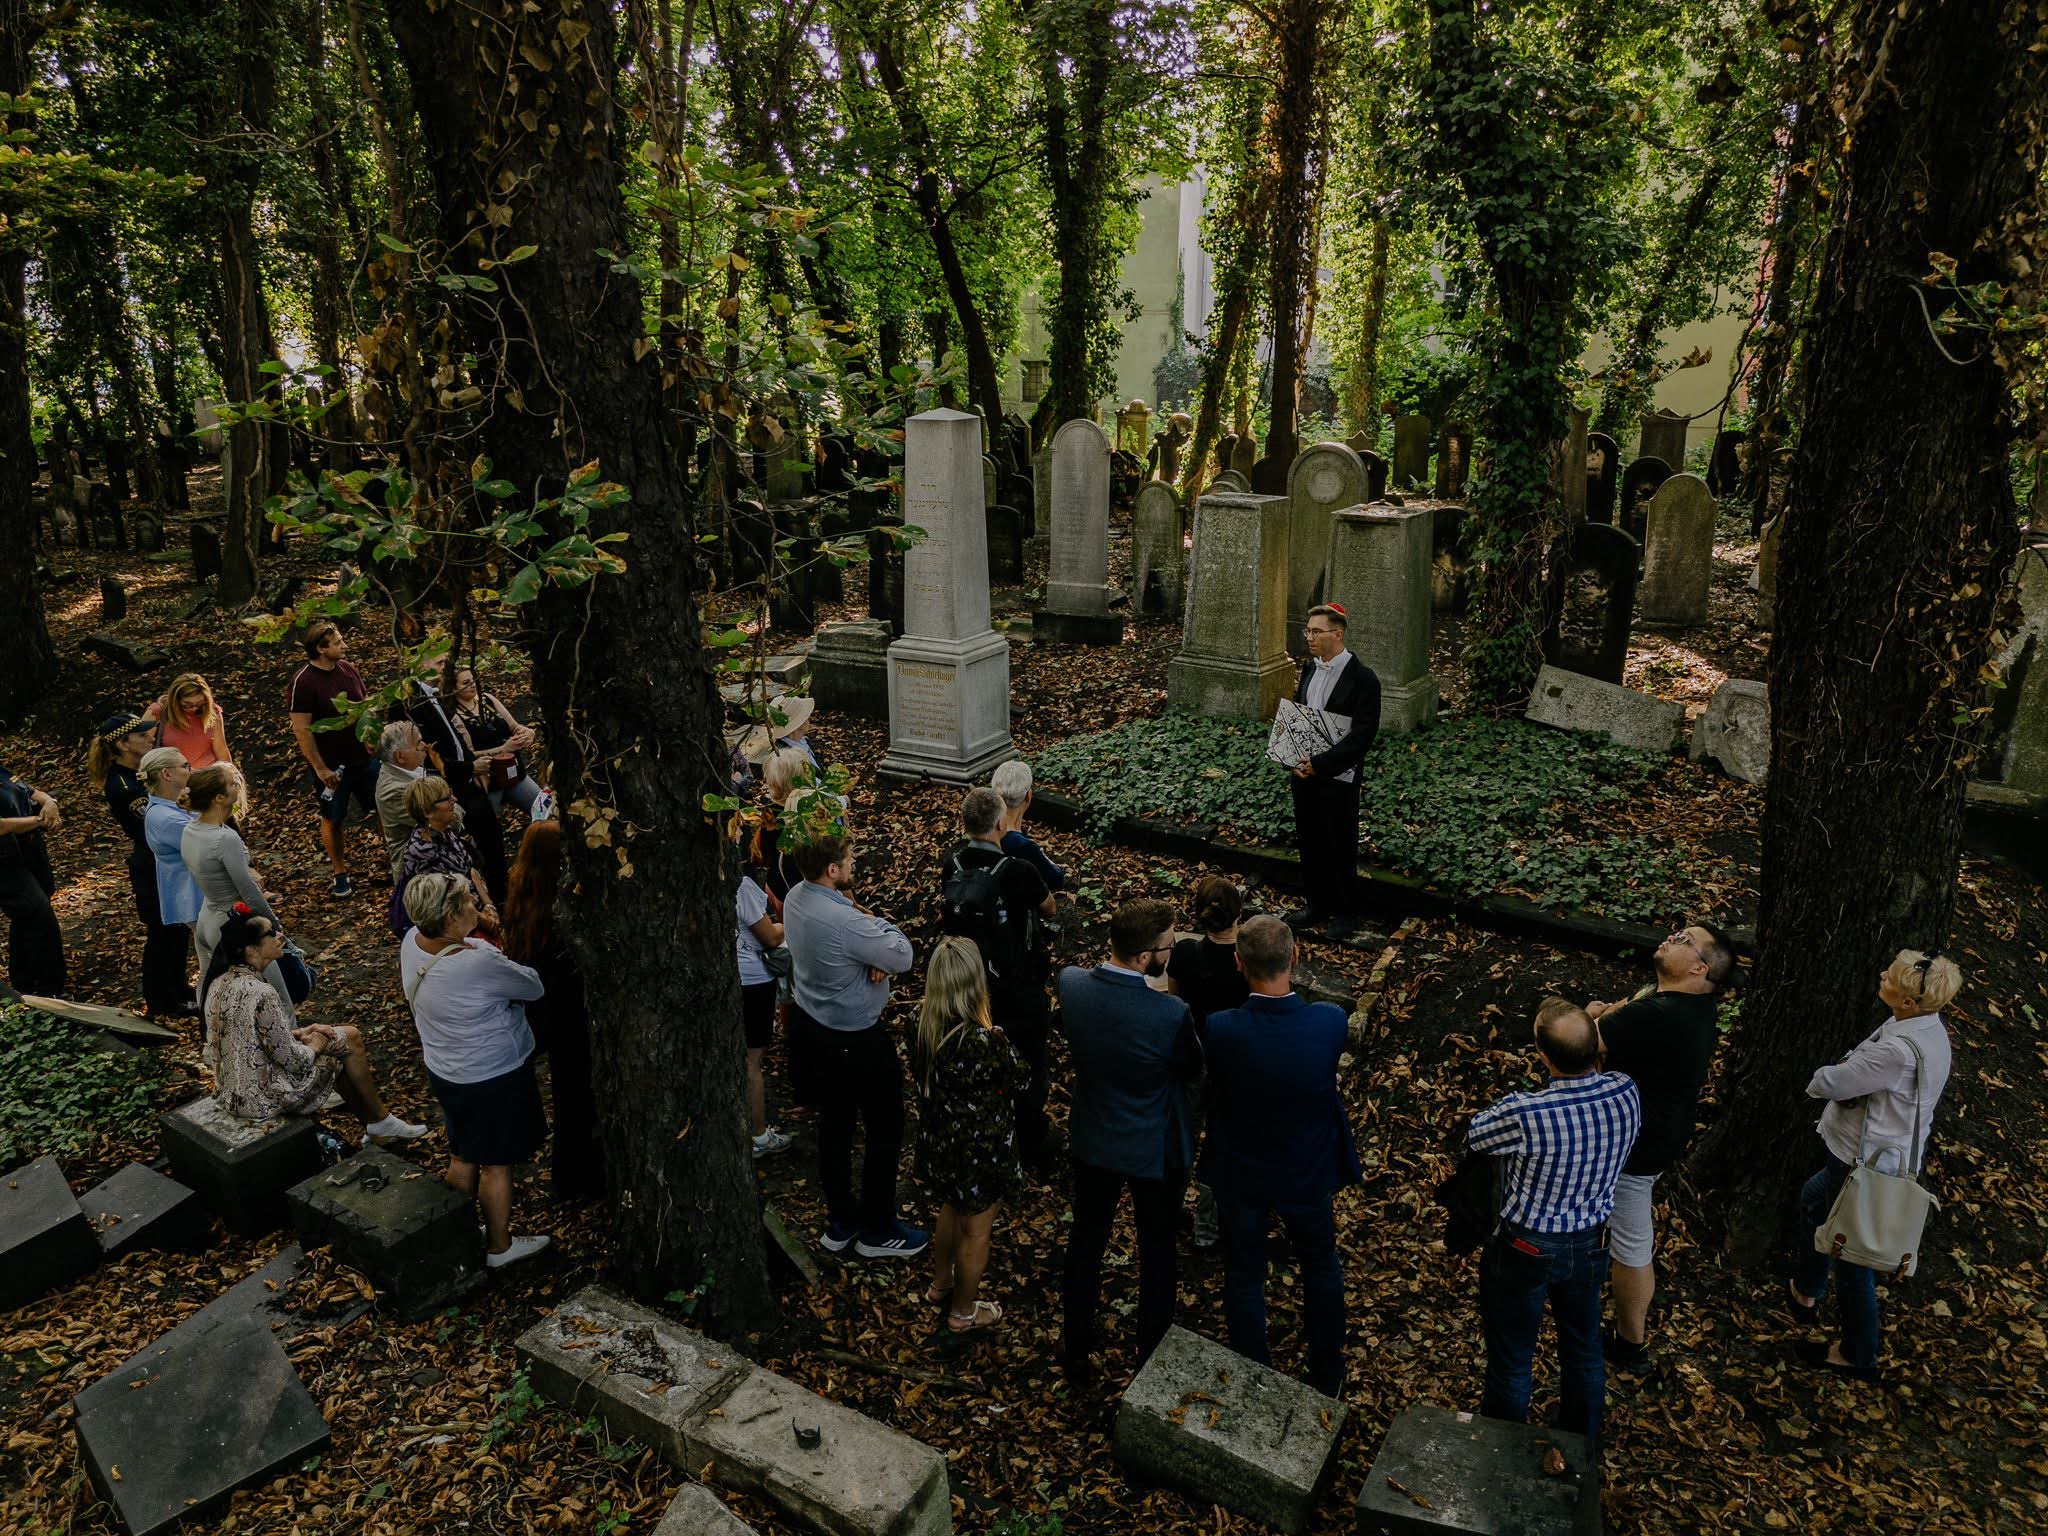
[390,774,497,939]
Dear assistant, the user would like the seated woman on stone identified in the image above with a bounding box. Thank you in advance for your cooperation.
[201,904,424,1139]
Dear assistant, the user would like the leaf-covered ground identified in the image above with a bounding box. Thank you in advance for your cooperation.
[3,483,2045,1535]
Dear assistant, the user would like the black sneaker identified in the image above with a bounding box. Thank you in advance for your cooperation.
[331,873,354,897]
[1603,1328,1652,1375]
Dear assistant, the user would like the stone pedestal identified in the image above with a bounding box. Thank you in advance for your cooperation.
[84,1163,209,1260]
[1131,481,1184,618]
[1357,1405,1599,1535]
[0,1155,99,1307]
[1037,418,1119,644]
[1638,472,1716,627]
[1168,493,1294,720]
[1324,504,1439,732]
[288,1146,484,1319]
[160,1096,326,1236]
[881,409,1014,781]
[810,620,892,720]
[1285,443,1369,651]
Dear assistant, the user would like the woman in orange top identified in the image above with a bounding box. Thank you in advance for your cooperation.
[145,673,232,770]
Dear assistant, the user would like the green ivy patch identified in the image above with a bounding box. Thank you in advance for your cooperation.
[1034,714,1697,922]
[0,1007,173,1169]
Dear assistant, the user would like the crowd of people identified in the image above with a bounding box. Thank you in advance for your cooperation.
[0,610,1967,1445]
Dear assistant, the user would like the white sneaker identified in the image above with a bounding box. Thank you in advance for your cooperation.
[485,1234,552,1269]
[752,1127,794,1158]
[363,1115,428,1142]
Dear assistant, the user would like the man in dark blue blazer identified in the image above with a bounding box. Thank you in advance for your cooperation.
[1058,896,1202,1372]
[1202,915,1361,1396]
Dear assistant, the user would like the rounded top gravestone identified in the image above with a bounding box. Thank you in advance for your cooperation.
[1284,442,1369,647]
[1638,471,1717,628]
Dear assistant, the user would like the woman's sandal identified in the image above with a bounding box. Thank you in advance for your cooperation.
[947,1299,1003,1334]
[1792,1338,1882,1382]
[924,1282,954,1306]
[1786,1281,1820,1328]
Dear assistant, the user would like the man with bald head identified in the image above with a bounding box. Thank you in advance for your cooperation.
[1467,999,1642,1450]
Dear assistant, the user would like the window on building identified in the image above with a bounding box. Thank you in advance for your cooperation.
[1023,360,1049,402]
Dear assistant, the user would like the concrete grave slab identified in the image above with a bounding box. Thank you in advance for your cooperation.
[1525,665,1683,754]
[1356,1404,1599,1535]
[75,1312,330,1536]
[1114,1326,1347,1535]
[287,1146,483,1319]
[84,1163,209,1260]
[0,1155,100,1308]
[657,1483,759,1536]
[160,1095,326,1236]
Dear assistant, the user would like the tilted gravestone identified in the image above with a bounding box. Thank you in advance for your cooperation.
[1561,406,1590,524]
[1616,455,1672,543]
[1391,414,1433,489]
[1540,521,1640,685]
[0,1155,100,1308]
[1168,492,1293,720]
[1324,503,1439,732]
[986,503,1027,583]
[83,1163,208,1261]
[1638,406,1690,470]
[1284,442,1369,652]
[1585,431,1620,524]
[1130,481,1185,619]
[881,409,1015,783]
[1527,663,1684,753]
[1036,418,1121,644]
[1638,472,1717,627]
[1356,1404,1598,1536]
[1691,678,1771,784]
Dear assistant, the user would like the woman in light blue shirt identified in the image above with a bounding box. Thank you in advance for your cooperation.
[140,748,201,930]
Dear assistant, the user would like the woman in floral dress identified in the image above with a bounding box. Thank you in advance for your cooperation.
[914,937,1028,1334]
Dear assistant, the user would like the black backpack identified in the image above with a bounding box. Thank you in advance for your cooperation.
[940,852,1031,987]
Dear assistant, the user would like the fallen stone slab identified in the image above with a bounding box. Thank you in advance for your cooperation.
[18,993,180,1042]
[682,1365,952,1536]
[1689,677,1770,785]
[0,1155,100,1308]
[1355,1404,1599,1535]
[82,632,169,674]
[1524,664,1683,754]
[657,1484,759,1536]
[75,1312,331,1536]
[160,1095,326,1236]
[84,1163,210,1260]
[515,1287,744,1465]
[288,1146,483,1319]
[1114,1325,1347,1535]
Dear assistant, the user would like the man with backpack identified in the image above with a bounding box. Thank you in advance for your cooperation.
[941,787,1058,1168]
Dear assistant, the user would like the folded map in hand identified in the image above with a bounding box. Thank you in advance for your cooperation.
[1266,698,1352,769]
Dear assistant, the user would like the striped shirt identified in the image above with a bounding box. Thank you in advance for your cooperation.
[1468,1072,1642,1234]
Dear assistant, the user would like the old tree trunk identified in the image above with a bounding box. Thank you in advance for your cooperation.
[1690,0,2044,1258]
[389,0,774,1325]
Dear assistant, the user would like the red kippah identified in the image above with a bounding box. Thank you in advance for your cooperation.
[1325,602,1346,617]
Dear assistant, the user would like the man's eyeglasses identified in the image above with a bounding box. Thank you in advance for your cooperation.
[1667,930,1705,964]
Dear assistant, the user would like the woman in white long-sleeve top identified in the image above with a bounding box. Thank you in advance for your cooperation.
[181,764,295,1022]
[1788,949,1958,1380]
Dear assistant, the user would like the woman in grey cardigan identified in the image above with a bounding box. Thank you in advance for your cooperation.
[182,764,294,1020]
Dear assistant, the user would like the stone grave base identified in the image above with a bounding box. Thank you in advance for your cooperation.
[879,630,1013,784]
[1166,652,1294,723]
[287,1146,484,1319]
[1379,675,1441,734]
[658,1484,758,1535]
[1356,1404,1599,1535]
[160,1095,326,1236]
[84,1163,209,1260]
[0,1154,100,1308]
[1031,607,1125,645]
[810,620,891,720]
[1524,665,1683,754]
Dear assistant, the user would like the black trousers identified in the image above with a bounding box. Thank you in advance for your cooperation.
[0,840,66,997]
[789,1007,905,1234]
[456,782,509,904]
[1062,1159,1188,1362]
[127,847,193,1014]
[1291,772,1360,913]
[993,984,1050,1168]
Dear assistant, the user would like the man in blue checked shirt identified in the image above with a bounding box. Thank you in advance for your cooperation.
[1468,998,1642,1449]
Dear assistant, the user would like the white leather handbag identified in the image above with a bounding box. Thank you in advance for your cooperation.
[1816,1037,1940,1278]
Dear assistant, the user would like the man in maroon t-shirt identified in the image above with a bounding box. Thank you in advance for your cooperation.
[288,621,378,895]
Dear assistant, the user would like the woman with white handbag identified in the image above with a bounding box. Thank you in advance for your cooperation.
[1788,950,1959,1379]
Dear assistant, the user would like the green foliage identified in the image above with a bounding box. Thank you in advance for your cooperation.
[483,1370,542,1448]
[0,1007,172,1169]
[1034,714,1694,920]
[991,1511,1066,1536]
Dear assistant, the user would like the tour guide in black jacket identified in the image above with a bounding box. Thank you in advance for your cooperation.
[1290,602,1380,925]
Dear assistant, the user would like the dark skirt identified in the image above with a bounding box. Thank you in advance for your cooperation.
[742,979,778,1050]
[427,1059,548,1167]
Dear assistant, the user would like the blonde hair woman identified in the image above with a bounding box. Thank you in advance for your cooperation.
[146,673,232,770]
[1789,949,1960,1380]
[912,936,1027,1335]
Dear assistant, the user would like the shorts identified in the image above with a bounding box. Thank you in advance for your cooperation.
[315,756,380,824]
[1608,1171,1659,1267]
[427,1060,548,1167]
[742,980,778,1050]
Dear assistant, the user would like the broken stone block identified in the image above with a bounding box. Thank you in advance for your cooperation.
[762,651,812,685]
[1113,1325,1346,1535]
[287,1146,483,1319]
[0,1155,100,1308]
[1524,664,1684,754]
[657,1484,759,1536]
[1689,678,1770,785]
[75,1312,331,1536]
[83,1163,210,1260]
[159,1095,326,1236]
[515,1286,744,1465]
[681,1366,952,1536]
[1355,1404,1599,1535]
[82,632,169,674]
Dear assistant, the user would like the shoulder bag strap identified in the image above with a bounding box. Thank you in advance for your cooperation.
[1901,1034,1929,1176]
[403,942,462,1007]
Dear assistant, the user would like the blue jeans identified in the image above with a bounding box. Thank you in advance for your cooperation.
[1793,1155,1881,1369]
[1216,1192,1347,1397]
[1479,1222,1607,1445]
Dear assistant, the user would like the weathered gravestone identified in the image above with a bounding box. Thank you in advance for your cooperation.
[1167,493,1293,720]
[1230,434,1257,476]
[658,1484,759,1536]
[1638,406,1690,471]
[1324,503,1439,732]
[1430,503,1470,615]
[83,1163,208,1261]
[1978,542,2048,800]
[1707,428,1746,496]
[1216,432,1239,476]
[881,409,1014,782]
[1616,455,1672,543]
[1691,678,1771,784]
[1392,414,1433,489]
[1000,473,1034,529]
[1130,481,1185,618]
[82,633,168,674]
[986,503,1026,583]
[0,1154,100,1307]
[190,517,224,582]
[1249,455,1287,496]
[1752,513,1782,629]
[1434,424,1472,499]
[1285,443,1370,650]
[1210,468,1250,494]
[810,620,892,720]
[1638,472,1717,627]
[1344,427,1376,457]
[1526,663,1684,753]
[866,523,907,638]
[1037,418,1121,644]
[75,1313,331,1536]
[1585,431,1620,524]
[1114,1326,1346,1536]
[288,1145,484,1319]
[160,1095,326,1236]
[1355,1404,1600,1536]
[1032,439,1054,541]
[100,577,127,622]
[1540,522,1640,685]
[1359,449,1391,503]
[982,454,999,510]
[1561,407,1590,524]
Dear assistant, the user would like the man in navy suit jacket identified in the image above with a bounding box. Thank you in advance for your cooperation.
[1202,915,1361,1396]
[1058,896,1202,1371]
